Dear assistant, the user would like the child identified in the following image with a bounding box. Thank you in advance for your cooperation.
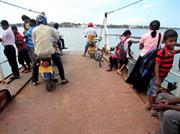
[116,41,134,75]
[107,30,138,72]
[11,25,31,73]
[146,29,180,115]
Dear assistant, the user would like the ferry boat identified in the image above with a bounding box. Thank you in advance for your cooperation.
[0,0,180,133]
[0,32,179,134]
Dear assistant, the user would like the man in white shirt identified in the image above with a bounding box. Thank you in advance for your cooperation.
[53,23,67,50]
[83,22,97,56]
[31,15,68,85]
[0,20,19,79]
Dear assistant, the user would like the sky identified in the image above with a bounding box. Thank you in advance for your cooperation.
[0,0,180,28]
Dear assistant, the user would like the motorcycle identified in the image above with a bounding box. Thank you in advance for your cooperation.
[38,55,56,91]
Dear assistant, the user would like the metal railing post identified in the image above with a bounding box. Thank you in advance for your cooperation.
[104,12,110,52]
[176,80,180,97]
[0,64,4,82]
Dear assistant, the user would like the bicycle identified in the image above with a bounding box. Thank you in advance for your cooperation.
[87,37,103,67]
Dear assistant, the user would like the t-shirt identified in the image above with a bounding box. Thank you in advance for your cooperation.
[84,27,97,41]
[32,24,59,56]
[140,30,162,57]
[0,28,15,46]
[14,32,27,51]
[155,46,176,78]
[24,26,36,48]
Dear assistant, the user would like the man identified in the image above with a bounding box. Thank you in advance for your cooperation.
[0,20,19,80]
[31,15,68,85]
[53,23,67,50]
[21,15,30,35]
[83,22,97,56]
[24,19,36,65]
[153,92,180,134]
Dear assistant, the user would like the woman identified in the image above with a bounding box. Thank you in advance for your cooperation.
[126,20,162,93]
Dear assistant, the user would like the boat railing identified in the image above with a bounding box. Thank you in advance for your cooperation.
[0,59,9,65]
[0,59,10,81]
[0,56,20,81]
[106,33,141,39]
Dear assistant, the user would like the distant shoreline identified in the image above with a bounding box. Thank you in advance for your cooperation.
[10,22,180,30]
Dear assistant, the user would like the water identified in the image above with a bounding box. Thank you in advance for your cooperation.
[0,27,180,92]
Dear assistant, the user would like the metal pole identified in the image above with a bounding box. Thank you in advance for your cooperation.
[176,81,180,97]
[104,12,110,52]
[102,0,143,53]
[0,64,4,82]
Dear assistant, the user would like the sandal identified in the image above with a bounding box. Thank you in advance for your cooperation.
[10,76,19,80]
[107,69,112,72]
[62,79,69,84]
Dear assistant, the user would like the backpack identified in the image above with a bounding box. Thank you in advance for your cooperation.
[140,49,160,77]
[140,33,163,78]
[115,36,128,61]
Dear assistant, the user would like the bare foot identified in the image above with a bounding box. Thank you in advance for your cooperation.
[107,69,112,72]
[145,102,152,111]
[117,70,122,75]
[0,80,6,84]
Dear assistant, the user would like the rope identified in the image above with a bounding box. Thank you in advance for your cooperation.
[0,0,42,14]
[107,0,143,15]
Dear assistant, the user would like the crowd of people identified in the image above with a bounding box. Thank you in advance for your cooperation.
[104,20,180,134]
[1,16,180,134]
[0,13,69,85]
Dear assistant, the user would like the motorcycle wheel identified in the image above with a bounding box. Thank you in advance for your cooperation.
[46,79,52,91]
[98,60,102,67]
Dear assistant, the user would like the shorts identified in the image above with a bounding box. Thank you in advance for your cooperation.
[147,77,158,97]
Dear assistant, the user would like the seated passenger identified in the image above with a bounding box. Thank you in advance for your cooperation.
[153,92,180,134]
[83,22,97,56]
[107,30,139,72]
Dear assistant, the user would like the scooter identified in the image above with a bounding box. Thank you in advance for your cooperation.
[38,56,56,91]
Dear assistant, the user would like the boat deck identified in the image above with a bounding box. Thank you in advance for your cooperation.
[0,52,159,134]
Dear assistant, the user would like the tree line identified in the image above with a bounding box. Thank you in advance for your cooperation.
[11,22,179,29]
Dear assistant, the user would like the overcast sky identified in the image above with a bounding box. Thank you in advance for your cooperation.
[0,0,180,28]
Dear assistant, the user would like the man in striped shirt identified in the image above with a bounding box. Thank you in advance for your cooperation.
[146,29,180,115]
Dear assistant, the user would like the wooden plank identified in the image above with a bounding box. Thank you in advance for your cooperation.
[0,70,32,97]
